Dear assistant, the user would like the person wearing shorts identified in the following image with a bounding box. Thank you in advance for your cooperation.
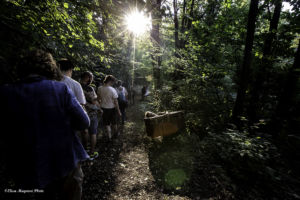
[102,107,117,126]
[97,75,121,140]
[116,80,128,125]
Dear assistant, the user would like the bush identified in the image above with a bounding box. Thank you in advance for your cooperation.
[200,130,282,184]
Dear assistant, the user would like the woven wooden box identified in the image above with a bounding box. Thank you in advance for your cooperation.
[144,111,185,138]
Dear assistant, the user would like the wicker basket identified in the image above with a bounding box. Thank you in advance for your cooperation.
[144,111,185,138]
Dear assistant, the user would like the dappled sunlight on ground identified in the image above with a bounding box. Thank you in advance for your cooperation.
[148,133,196,194]
[82,101,192,199]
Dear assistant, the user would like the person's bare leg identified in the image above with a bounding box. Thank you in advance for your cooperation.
[63,163,83,200]
[90,134,97,153]
[113,124,122,136]
[113,124,117,133]
[106,125,111,140]
[119,124,124,135]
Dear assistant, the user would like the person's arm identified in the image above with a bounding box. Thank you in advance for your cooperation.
[112,88,121,116]
[74,82,86,105]
[96,87,103,113]
[91,87,98,105]
[113,98,121,116]
[65,86,90,130]
[124,87,128,100]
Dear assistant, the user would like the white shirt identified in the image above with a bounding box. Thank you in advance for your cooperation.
[97,85,118,109]
[61,75,86,104]
[117,86,128,97]
[117,86,128,99]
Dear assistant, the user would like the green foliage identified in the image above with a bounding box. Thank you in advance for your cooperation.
[0,0,299,197]
[0,0,138,85]
[150,0,251,134]
[201,129,283,183]
[148,2,300,195]
[0,0,105,79]
[149,0,300,137]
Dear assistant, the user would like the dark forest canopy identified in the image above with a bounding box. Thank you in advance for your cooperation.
[1,0,300,199]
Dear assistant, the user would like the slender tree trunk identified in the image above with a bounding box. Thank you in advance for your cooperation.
[248,0,282,122]
[232,0,259,123]
[180,0,187,35]
[172,0,183,86]
[150,0,162,89]
[173,0,180,49]
[180,0,194,48]
[206,0,218,26]
[186,0,195,30]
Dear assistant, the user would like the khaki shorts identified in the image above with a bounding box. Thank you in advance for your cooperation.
[63,163,84,200]
[40,163,84,200]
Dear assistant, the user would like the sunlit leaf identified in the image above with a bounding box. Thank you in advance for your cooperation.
[63,3,69,9]
[87,13,93,20]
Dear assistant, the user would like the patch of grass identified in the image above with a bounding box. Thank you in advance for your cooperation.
[164,169,188,189]
[148,132,197,193]
[124,121,135,129]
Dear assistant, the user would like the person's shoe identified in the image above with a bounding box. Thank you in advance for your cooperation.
[90,151,99,159]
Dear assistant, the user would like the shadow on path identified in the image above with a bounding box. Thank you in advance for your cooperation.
[80,101,193,199]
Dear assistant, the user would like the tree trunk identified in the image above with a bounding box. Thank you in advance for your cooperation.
[180,0,194,48]
[186,0,195,30]
[205,0,219,26]
[173,0,180,49]
[248,0,282,122]
[180,0,187,35]
[150,0,162,89]
[172,0,183,87]
[232,0,259,123]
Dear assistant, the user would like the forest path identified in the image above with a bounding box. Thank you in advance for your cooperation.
[82,101,191,200]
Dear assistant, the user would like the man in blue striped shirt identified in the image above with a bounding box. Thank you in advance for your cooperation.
[1,50,90,200]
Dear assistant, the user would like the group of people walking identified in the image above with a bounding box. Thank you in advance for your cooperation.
[1,49,128,199]
[60,54,128,159]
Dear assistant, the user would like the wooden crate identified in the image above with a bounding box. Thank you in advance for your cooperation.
[144,111,185,138]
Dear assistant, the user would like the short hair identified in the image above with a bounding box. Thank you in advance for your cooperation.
[81,71,93,80]
[116,80,122,87]
[103,75,116,84]
[18,49,62,81]
[57,59,75,72]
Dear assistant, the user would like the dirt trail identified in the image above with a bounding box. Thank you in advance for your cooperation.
[82,102,191,200]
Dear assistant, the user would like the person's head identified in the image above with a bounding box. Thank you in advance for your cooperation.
[18,49,62,80]
[116,80,122,87]
[103,75,116,86]
[81,71,93,85]
[57,59,75,76]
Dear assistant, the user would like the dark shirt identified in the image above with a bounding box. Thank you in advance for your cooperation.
[0,76,90,189]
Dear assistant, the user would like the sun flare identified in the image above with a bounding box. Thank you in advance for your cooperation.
[125,9,151,35]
